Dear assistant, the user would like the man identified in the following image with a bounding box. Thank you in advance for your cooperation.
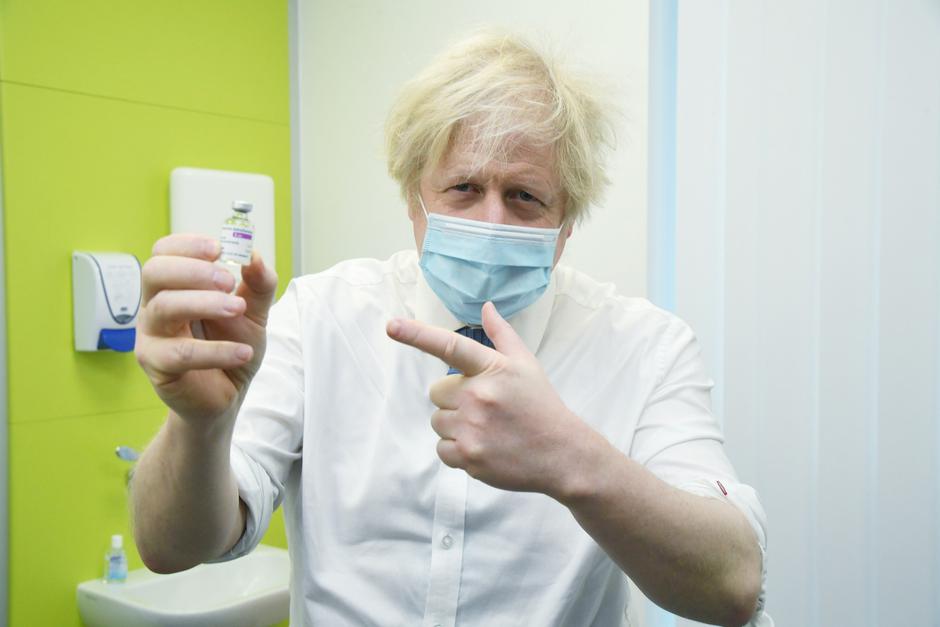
[132,29,771,626]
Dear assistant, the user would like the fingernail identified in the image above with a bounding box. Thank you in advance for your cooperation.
[224,297,244,314]
[236,345,252,361]
[387,319,401,336]
[213,271,233,290]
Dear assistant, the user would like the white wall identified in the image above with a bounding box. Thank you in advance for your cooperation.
[673,1,940,625]
[296,0,649,296]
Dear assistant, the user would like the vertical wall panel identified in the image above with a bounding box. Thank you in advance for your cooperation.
[875,0,940,624]
[718,0,767,492]
[675,1,725,421]
[748,3,822,623]
[674,1,940,625]
[816,1,880,624]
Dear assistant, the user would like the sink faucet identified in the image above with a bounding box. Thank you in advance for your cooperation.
[116,446,140,485]
[115,446,140,462]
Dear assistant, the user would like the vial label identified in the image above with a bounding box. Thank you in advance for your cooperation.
[220,226,254,265]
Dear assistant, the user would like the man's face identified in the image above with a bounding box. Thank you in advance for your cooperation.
[409,139,573,267]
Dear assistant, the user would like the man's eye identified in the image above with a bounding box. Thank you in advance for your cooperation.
[453,183,474,193]
[517,190,542,204]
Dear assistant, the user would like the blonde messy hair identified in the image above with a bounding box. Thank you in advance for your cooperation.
[385,28,617,225]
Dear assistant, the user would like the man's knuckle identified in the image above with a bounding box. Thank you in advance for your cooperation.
[430,412,444,435]
[147,292,169,320]
[173,340,196,364]
[458,438,484,461]
[468,383,497,408]
[134,343,150,370]
[442,334,459,363]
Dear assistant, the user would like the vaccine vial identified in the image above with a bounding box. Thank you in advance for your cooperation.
[220,200,255,267]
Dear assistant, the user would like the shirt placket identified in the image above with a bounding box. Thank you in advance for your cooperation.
[422,463,469,627]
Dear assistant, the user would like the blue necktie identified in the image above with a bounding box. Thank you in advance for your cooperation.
[447,326,493,375]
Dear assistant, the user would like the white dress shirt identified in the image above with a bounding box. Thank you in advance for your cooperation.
[211,250,773,626]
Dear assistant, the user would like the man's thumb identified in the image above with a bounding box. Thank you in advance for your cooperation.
[480,301,528,357]
[236,249,279,326]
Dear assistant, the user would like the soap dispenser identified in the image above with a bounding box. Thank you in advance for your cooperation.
[72,251,142,352]
[104,534,128,583]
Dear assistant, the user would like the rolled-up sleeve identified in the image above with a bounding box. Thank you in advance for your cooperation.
[206,279,305,563]
[630,318,773,626]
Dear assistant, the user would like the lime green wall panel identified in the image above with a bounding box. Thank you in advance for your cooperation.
[10,408,164,627]
[0,0,289,124]
[9,407,288,626]
[0,2,292,624]
[1,82,292,424]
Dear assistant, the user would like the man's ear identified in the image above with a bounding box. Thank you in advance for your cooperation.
[405,192,419,222]
[407,183,425,222]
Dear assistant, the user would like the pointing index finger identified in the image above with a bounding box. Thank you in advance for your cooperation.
[387,318,495,376]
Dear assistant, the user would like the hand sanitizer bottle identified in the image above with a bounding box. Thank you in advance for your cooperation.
[104,534,128,583]
[220,200,255,267]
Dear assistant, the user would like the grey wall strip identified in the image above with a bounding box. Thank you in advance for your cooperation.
[645,1,678,625]
[646,0,678,315]
[0,107,9,625]
[289,0,303,279]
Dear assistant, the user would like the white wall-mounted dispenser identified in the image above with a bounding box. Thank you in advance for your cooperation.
[72,252,142,352]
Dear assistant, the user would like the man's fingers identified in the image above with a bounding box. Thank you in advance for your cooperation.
[436,438,462,469]
[430,408,458,439]
[141,255,234,305]
[386,318,496,376]
[141,290,245,335]
[136,335,253,377]
[429,375,462,409]
[152,233,220,260]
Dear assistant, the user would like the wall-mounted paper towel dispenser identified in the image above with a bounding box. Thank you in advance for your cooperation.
[72,252,142,352]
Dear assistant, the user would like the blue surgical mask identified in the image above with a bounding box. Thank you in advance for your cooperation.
[417,195,561,325]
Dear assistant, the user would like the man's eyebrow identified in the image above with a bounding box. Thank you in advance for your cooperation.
[512,174,554,191]
[440,169,554,191]
[430,172,471,191]
[439,171,473,182]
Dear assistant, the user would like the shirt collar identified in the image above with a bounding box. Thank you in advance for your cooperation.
[412,254,556,356]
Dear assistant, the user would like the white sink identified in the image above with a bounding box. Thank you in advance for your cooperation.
[76,544,290,627]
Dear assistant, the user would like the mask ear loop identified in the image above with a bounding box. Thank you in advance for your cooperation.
[416,194,430,221]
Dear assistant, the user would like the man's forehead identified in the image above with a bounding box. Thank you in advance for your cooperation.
[434,139,559,185]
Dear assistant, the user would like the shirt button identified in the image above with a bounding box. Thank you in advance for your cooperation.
[440,534,454,549]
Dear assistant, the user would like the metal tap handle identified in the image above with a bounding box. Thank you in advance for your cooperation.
[115,446,140,462]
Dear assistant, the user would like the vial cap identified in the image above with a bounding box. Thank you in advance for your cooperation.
[111,534,123,549]
[232,200,253,213]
